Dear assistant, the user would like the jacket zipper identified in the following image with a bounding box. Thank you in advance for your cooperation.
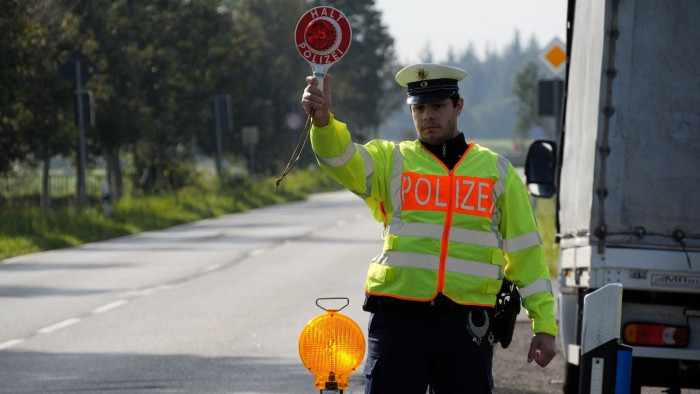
[437,168,455,294]
[379,202,388,238]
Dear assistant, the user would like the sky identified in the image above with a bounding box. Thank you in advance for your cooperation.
[373,0,568,63]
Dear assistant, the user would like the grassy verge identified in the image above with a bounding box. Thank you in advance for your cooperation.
[534,196,560,277]
[1,168,561,278]
[0,168,341,260]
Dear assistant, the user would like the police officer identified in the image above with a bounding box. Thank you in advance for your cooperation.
[301,63,557,393]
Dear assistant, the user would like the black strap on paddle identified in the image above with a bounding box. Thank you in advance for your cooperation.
[274,110,314,191]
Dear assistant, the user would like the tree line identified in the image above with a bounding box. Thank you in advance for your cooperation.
[2,0,552,208]
[1,0,402,207]
[381,32,555,145]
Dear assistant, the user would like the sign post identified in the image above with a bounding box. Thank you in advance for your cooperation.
[60,50,97,208]
[537,37,566,138]
[211,94,233,179]
[241,126,259,175]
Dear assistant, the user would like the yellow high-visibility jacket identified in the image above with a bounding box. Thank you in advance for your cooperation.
[311,115,558,336]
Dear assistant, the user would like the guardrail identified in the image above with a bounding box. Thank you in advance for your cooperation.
[0,174,106,201]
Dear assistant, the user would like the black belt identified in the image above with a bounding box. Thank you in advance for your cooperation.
[364,293,492,314]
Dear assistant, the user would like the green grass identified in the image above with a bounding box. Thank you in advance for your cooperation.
[1,167,561,279]
[534,197,560,278]
[0,168,341,260]
[1,170,106,198]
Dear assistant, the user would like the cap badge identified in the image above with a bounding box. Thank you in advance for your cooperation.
[417,68,429,81]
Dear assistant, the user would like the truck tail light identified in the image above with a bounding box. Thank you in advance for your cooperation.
[623,323,689,347]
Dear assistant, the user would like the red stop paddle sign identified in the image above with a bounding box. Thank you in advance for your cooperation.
[295,6,352,89]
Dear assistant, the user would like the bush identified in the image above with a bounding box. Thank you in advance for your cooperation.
[0,168,341,260]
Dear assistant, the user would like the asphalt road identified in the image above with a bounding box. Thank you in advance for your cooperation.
[0,190,564,393]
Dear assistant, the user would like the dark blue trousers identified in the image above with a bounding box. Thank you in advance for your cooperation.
[363,308,494,394]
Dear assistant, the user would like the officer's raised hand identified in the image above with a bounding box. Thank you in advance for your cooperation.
[301,74,331,127]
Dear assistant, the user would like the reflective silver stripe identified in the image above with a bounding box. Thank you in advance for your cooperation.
[490,210,501,244]
[356,144,374,198]
[518,279,553,298]
[450,227,501,248]
[375,251,439,270]
[492,154,509,201]
[390,222,501,248]
[492,181,505,200]
[390,221,443,239]
[445,257,503,279]
[497,154,509,179]
[389,144,404,224]
[503,231,542,253]
[489,154,509,244]
[315,140,356,168]
[376,251,502,280]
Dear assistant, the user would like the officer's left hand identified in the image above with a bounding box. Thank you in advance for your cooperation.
[527,332,556,367]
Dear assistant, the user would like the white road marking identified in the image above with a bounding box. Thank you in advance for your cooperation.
[249,248,266,256]
[92,300,128,314]
[0,339,25,350]
[204,263,223,272]
[120,288,156,297]
[38,318,81,334]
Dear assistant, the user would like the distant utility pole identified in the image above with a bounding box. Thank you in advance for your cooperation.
[211,94,233,180]
[60,50,97,209]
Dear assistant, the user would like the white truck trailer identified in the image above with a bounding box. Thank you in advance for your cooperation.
[525,0,700,392]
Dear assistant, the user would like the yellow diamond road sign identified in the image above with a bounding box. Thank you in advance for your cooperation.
[539,37,566,76]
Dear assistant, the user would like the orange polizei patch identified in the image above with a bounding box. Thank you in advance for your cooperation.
[400,172,494,218]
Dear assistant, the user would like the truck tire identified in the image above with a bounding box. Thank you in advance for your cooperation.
[562,362,579,394]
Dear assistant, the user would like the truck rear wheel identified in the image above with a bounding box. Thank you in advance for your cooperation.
[562,362,579,394]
